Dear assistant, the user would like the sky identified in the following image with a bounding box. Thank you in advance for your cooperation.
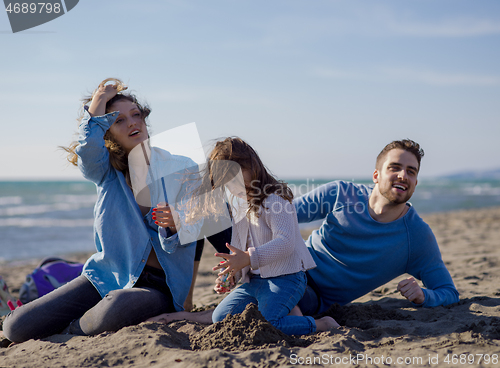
[1,0,499,181]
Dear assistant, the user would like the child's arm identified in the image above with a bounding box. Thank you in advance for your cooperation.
[212,243,249,289]
[213,243,250,275]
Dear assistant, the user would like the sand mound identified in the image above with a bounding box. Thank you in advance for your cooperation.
[191,303,311,351]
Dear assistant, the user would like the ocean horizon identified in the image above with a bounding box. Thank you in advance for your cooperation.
[1,178,499,262]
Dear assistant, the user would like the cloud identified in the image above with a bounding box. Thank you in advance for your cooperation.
[388,18,500,38]
[148,86,282,107]
[382,67,500,86]
[312,66,500,86]
[248,7,500,44]
[0,92,77,105]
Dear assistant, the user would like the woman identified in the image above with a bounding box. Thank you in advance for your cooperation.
[3,79,199,343]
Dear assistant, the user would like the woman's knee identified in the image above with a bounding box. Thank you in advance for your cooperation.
[101,289,127,305]
[106,288,163,306]
[96,288,167,320]
[3,276,99,343]
[96,289,135,316]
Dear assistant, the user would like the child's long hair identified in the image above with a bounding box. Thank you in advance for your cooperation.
[61,78,151,172]
[186,137,293,222]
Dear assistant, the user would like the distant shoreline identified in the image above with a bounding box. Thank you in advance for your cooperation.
[2,206,500,265]
[2,174,500,182]
[1,180,499,262]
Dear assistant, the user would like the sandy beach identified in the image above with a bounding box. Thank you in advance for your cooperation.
[1,206,500,367]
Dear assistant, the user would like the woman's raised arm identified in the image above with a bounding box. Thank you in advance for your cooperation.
[88,82,127,116]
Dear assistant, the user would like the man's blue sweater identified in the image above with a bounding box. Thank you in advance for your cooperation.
[294,181,459,312]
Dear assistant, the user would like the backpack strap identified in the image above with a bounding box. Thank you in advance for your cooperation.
[43,274,66,289]
[38,257,81,268]
[38,257,65,267]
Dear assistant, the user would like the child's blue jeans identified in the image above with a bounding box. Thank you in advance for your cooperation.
[212,271,316,335]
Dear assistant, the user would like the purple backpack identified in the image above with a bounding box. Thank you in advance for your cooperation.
[19,257,84,304]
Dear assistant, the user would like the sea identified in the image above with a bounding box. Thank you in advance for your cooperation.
[1,178,500,262]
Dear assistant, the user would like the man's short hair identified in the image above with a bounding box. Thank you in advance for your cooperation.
[376,139,425,171]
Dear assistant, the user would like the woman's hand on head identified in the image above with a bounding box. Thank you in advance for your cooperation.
[88,82,128,117]
[96,82,126,101]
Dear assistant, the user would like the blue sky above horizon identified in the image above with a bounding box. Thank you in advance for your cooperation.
[1,0,499,181]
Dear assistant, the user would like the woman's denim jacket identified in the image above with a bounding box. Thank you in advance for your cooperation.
[76,109,200,311]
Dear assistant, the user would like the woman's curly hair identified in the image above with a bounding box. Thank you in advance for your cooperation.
[61,78,151,172]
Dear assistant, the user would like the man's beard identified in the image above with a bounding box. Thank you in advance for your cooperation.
[379,183,413,204]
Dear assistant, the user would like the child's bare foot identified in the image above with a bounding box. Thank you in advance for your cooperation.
[315,316,340,331]
[146,309,214,324]
[288,305,303,316]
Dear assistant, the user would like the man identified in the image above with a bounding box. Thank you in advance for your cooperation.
[295,139,459,315]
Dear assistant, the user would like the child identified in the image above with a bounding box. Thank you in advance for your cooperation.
[206,137,338,334]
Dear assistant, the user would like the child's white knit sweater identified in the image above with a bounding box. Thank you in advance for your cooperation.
[231,193,316,284]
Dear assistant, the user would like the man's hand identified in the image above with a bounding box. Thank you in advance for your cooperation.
[213,243,250,277]
[397,277,425,304]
